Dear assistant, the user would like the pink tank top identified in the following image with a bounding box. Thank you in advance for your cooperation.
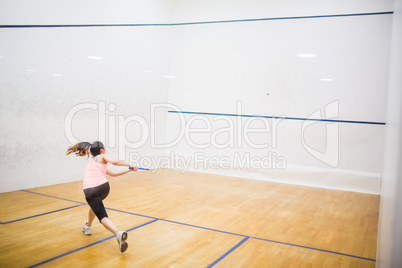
[83,156,108,189]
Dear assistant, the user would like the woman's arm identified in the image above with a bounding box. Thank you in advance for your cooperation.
[106,169,133,177]
[102,154,130,167]
[101,154,138,177]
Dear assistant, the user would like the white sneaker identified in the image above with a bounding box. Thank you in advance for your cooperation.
[116,231,128,253]
[82,223,92,235]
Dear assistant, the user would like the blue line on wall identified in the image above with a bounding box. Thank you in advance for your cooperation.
[0,11,393,28]
[168,110,386,125]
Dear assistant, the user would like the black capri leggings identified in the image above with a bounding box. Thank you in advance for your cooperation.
[83,182,110,222]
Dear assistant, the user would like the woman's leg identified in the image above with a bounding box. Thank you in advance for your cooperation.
[87,208,96,227]
[100,217,118,235]
[84,183,110,228]
[84,183,128,252]
[101,217,128,253]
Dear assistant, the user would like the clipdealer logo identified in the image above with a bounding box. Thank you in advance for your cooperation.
[64,100,339,170]
[301,100,339,167]
[64,101,284,156]
[129,151,287,172]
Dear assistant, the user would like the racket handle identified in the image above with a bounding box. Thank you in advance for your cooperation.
[129,166,150,171]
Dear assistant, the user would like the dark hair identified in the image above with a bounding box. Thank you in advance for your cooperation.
[89,141,104,157]
[66,141,105,158]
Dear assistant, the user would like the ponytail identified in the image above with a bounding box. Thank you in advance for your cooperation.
[66,141,105,158]
[66,142,91,158]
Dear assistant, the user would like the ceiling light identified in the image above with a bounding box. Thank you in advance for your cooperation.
[53,74,63,77]
[320,78,334,82]
[297,53,316,58]
[87,56,103,60]
[164,75,176,78]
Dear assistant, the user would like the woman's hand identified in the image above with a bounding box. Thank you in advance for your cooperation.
[129,166,139,171]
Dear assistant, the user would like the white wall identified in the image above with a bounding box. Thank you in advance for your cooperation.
[0,0,172,192]
[0,0,171,25]
[0,0,395,194]
[166,2,392,193]
[170,0,394,23]
[377,0,402,266]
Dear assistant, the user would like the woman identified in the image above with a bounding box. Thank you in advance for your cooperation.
[66,141,138,253]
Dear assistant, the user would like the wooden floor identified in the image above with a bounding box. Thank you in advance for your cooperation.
[0,169,379,267]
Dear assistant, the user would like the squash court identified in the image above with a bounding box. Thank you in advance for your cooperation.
[0,169,378,267]
[1,0,402,267]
